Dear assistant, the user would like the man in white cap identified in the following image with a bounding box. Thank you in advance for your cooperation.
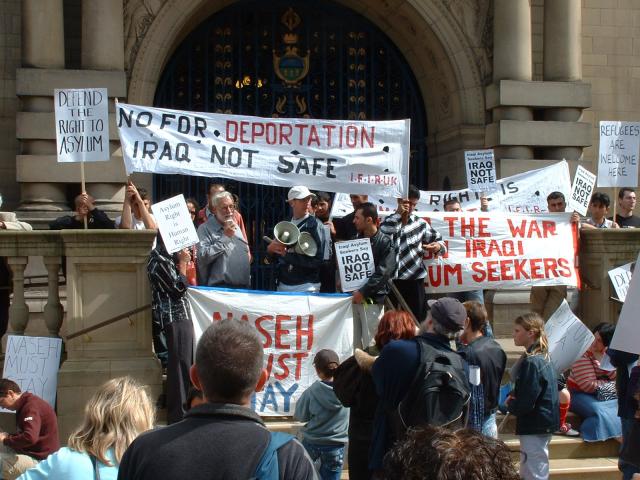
[267,186,326,292]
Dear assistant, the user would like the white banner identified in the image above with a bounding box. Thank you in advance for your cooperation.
[608,261,634,302]
[151,194,199,254]
[331,160,572,217]
[465,149,496,192]
[2,336,63,409]
[610,253,640,355]
[545,301,595,374]
[116,102,410,197]
[187,287,353,416]
[567,165,596,216]
[335,239,375,292]
[597,121,640,187]
[55,88,110,162]
[420,212,578,293]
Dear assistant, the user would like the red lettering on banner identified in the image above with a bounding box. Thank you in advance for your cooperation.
[443,216,490,237]
[513,259,530,279]
[468,258,573,283]
[255,315,273,348]
[558,258,572,277]
[427,264,462,287]
[265,352,309,381]
[226,121,238,141]
[507,219,557,238]
[274,353,290,380]
[275,315,291,349]
[279,124,293,145]
[307,125,320,146]
[296,315,314,350]
[292,352,308,380]
[530,258,543,278]
[500,259,514,281]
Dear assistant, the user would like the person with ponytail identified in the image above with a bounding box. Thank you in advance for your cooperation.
[507,313,559,480]
[294,349,349,480]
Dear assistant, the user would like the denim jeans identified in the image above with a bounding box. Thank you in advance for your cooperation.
[302,440,345,480]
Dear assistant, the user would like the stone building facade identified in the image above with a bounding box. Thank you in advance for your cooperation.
[0,0,639,224]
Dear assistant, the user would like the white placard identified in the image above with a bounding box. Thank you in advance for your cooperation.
[2,336,63,409]
[545,300,595,373]
[608,261,633,302]
[567,165,596,216]
[465,149,497,192]
[151,194,199,254]
[54,88,110,162]
[335,239,375,292]
[597,121,640,187]
[610,252,640,355]
[188,287,353,416]
[116,102,410,198]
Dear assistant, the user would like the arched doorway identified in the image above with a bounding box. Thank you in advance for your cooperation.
[153,0,428,289]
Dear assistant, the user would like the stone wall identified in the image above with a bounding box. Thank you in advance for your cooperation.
[0,0,20,210]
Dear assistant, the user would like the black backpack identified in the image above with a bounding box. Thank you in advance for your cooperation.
[395,336,471,432]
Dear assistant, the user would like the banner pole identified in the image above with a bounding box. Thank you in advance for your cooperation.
[613,187,618,224]
[81,159,87,229]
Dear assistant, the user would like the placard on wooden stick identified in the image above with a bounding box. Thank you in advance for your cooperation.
[151,194,199,254]
[597,121,640,188]
[335,239,375,292]
[567,165,596,216]
[465,149,497,192]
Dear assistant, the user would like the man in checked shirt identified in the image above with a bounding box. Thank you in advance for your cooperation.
[380,184,446,323]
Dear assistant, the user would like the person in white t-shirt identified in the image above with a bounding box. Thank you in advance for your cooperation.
[116,181,157,230]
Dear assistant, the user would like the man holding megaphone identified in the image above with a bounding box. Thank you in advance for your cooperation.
[267,186,326,292]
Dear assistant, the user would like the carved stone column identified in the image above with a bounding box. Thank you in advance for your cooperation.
[7,257,29,335]
[22,0,65,69]
[42,256,63,337]
[491,0,533,160]
[543,0,583,161]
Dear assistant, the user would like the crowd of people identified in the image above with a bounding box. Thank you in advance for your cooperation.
[0,182,638,479]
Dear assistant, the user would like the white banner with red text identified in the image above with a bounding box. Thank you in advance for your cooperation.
[330,160,571,217]
[116,102,410,197]
[421,212,578,292]
[187,287,353,416]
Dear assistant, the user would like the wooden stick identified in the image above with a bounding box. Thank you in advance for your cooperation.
[81,159,87,229]
[613,187,618,224]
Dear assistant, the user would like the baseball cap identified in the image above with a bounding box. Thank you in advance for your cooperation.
[427,298,466,332]
[288,186,314,201]
[313,349,340,371]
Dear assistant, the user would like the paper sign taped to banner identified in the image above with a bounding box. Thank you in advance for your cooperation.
[597,121,640,188]
[610,252,640,355]
[151,194,199,254]
[116,102,410,197]
[608,261,634,302]
[568,165,596,216]
[2,336,63,410]
[420,211,578,293]
[465,149,496,192]
[335,239,375,292]
[545,301,594,373]
[55,88,110,162]
[187,287,353,416]
[331,161,572,217]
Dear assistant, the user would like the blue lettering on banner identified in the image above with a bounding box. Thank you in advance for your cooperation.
[251,382,300,414]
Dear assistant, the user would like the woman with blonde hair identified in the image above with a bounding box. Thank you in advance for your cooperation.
[506,313,559,480]
[19,376,155,480]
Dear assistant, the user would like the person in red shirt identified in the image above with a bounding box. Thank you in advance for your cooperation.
[0,379,59,479]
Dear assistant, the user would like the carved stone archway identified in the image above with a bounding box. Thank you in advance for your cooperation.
[125,0,490,189]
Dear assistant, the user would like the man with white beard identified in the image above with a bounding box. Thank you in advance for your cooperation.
[196,191,251,288]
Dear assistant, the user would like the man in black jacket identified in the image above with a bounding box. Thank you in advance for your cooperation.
[49,192,115,230]
[118,319,317,480]
[350,202,396,349]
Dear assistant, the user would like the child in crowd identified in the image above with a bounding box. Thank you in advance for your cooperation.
[583,192,619,229]
[294,349,349,480]
[507,313,559,480]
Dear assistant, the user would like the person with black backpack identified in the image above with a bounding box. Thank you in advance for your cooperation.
[369,298,471,473]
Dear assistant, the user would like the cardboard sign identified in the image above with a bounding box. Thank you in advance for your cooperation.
[545,301,595,373]
[608,261,634,302]
[610,252,640,355]
[568,165,596,216]
[335,238,375,292]
[188,287,353,416]
[151,194,199,254]
[419,212,578,293]
[331,160,572,216]
[465,149,497,192]
[597,121,640,187]
[54,88,110,162]
[116,102,410,197]
[2,336,63,409]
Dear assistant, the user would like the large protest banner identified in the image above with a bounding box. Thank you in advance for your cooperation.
[187,287,353,415]
[597,121,640,187]
[420,212,578,293]
[55,88,110,162]
[545,301,594,373]
[116,102,410,197]
[331,160,572,217]
[610,253,640,355]
[2,336,63,409]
